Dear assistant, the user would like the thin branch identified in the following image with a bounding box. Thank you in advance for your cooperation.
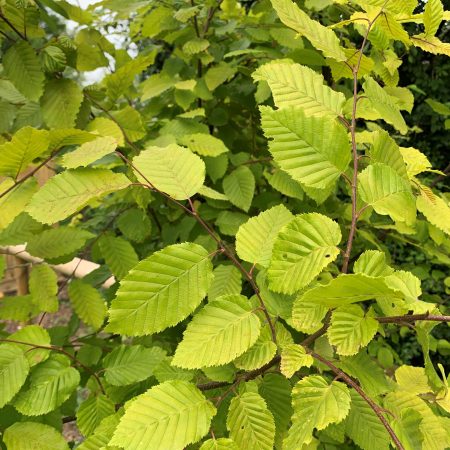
[377,313,450,323]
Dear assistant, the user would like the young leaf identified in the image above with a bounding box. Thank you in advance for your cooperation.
[391,409,424,450]
[107,243,214,336]
[260,106,351,189]
[395,365,432,395]
[235,204,293,267]
[328,305,379,356]
[417,192,450,235]
[132,144,205,200]
[292,301,328,334]
[353,250,394,277]
[424,0,444,37]
[280,344,313,378]
[3,422,69,450]
[0,344,29,408]
[207,265,242,302]
[9,325,51,367]
[110,380,216,450]
[172,295,261,369]
[223,166,255,212]
[181,133,229,157]
[98,235,139,280]
[253,62,345,115]
[227,392,276,450]
[268,213,341,294]
[26,168,130,224]
[29,264,58,313]
[76,394,115,437]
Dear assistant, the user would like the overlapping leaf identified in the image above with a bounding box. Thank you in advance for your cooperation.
[3,422,69,450]
[223,166,255,212]
[0,344,29,408]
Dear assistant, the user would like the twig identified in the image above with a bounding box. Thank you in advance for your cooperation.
[377,313,450,323]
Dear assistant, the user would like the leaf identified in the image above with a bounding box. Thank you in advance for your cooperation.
[86,117,125,146]
[0,344,29,408]
[77,395,115,437]
[280,344,313,378]
[353,250,394,277]
[133,144,205,200]
[345,390,390,450]
[107,243,214,336]
[117,208,151,243]
[13,354,80,416]
[207,265,242,302]
[77,413,122,450]
[292,301,328,334]
[270,0,346,61]
[264,168,304,200]
[328,305,379,356]
[3,41,44,102]
[424,0,444,37]
[417,192,450,235]
[260,106,351,189]
[26,168,130,224]
[204,62,237,90]
[200,438,239,450]
[359,163,416,225]
[99,235,139,280]
[395,365,431,395]
[223,166,255,212]
[0,127,50,178]
[112,106,146,142]
[103,345,166,386]
[110,380,216,450]
[268,213,341,294]
[29,264,58,313]
[411,34,450,56]
[236,204,293,267]
[62,136,118,169]
[253,62,345,115]
[26,227,94,259]
[68,280,107,330]
[400,146,433,178]
[297,273,400,307]
[363,77,408,134]
[41,79,83,129]
[9,325,51,367]
[227,392,276,450]
[181,133,229,157]
[183,38,210,55]
[172,295,261,369]
[3,422,69,450]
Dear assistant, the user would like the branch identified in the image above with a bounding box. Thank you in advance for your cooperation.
[309,350,405,450]
[377,313,450,323]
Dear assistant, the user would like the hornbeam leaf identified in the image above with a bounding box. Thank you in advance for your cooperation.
[3,422,69,450]
[236,204,293,267]
[207,265,242,302]
[98,235,139,280]
[328,305,379,356]
[391,409,424,450]
[133,144,205,200]
[363,77,408,134]
[9,325,51,367]
[400,147,433,178]
[253,62,345,115]
[29,265,58,313]
[0,127,50,178]
[280,344,313,378]
[62,136,118,169]
[26,168,130,224]
[268,213,341,294]
[107,243,214,336]
[76,395,115,437]
[411,34,450,56]
[260,106,351,189]
[417,192,450,235]
[353,250,394,277]
[200,438,239,449]
[172,295,261,369]
[359,163,416,225]
[296,273,401,307]
[227,392,276,450]
[270,0,346,61]
[181,133,229,157]
[424,0,444,37]
[3,41,45,102]
[223,166,255,212]
[110,380,216,450]
[0,344,29,408]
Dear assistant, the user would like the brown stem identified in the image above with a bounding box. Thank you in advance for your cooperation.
[309,350,405,450]
[377,314,450,323]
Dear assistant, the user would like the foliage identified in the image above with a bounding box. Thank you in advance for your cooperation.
[0,0,449,449]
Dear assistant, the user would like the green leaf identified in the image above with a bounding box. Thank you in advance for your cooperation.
[292,300,327,334]
[86,117,125,146]
[268,213,341,294]
[264,168,304,200]
[172,295,261,369]
[299,273,402,307]
[77,413,121,450]
[116,208,151,243]
[112,106,146,142]
[103,345,166,386]
[26,227,94,259]
[3,41,44,102]
[0,344,29,408]
[353,250,394,277]
[253,62,345,115]
[0,127,49,178]
[29,264,58,313]
[181,133,229,157]
[99,235,139,280]
[183,38,210,55]
[26,168,130,224]
[68,280,107,330]
[62,136,118,169]
[328,305,379,356]
[363,77,408,134]
[13,354,80,416]
[77,395,115,437]
[200,438,239,450]
[359,163,416,225]
[395,365,431,395]
[345,390,390,450]
[411,33,450,57]
[41,79,83,129]
[424,0,444,37]
[207,265,242,302]
[417,192,450,235]
[400,146,433,178]
[236,204,293,268]
[280,344,313,378]
[107,243,214,336]
[110,380,216,450]
[3,422,69,450]
[284,375,351,449]
[133,144,205,200]
[270,0,346,61]
[223,166,255,212]
[260,106,351,189]
[391,409,424,450]
[204,62,237,91]
[227,392,276,450]
[9,325,51,367]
